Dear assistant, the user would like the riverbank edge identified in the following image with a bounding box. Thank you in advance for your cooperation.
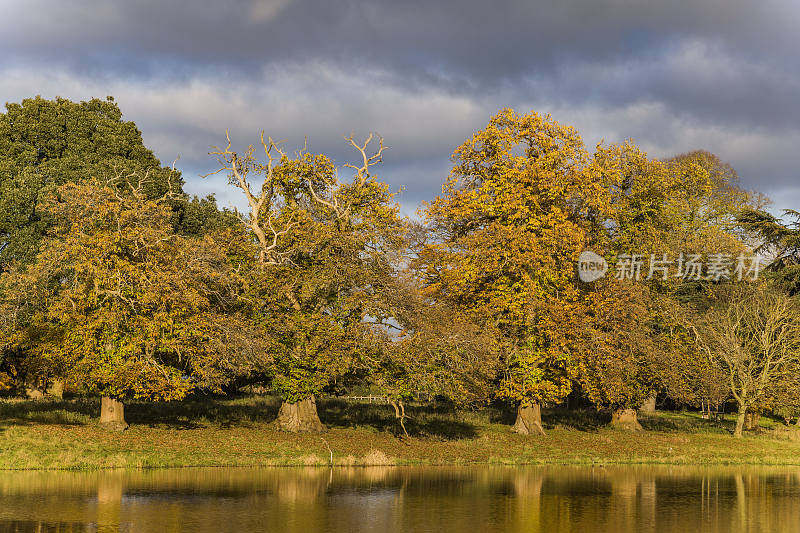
[4,432,800,472]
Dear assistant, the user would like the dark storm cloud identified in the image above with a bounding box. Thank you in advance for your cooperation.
[1,0,798,211]
[3,0,793,79]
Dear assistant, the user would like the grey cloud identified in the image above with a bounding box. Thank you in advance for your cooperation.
[0,0,798,213]
[3,0,797,82]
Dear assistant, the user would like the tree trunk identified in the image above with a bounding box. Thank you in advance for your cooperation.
[734,404,746,438]
[24,376,44,400]
[796,416,800,427]
[744,408,761,431]
[390,400,410,438]
[610,408,643,431]
[47,380,64,399]
[513,403,545,436]
[25,387,44,400]
[277,395,326,433]
[100,397,128,430]
[640,395,657,415]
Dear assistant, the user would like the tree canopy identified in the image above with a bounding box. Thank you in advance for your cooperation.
[0,96,187,269]
[1,96,795,439]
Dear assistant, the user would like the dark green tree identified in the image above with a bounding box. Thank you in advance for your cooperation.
[738,209,800,295]
[0,95,187,270]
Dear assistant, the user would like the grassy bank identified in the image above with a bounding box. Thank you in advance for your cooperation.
[2,396,799,470]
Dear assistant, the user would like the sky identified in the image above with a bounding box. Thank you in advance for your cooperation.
[1,0,798,215]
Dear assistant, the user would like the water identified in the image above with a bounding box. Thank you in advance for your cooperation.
[1,466,799,532]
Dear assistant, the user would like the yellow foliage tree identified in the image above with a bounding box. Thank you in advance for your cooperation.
[419,109,611,435]
[206,132,407,432]
[2,176,234,427]
[578,144,753,428]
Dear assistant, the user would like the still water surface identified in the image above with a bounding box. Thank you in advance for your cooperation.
[1,465,799,532]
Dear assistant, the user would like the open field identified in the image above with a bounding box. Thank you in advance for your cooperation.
[1,396,799,470]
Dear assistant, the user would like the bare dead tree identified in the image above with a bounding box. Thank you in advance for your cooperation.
[691,284,800,437]
[205,130,387,265]
[204,131,296,265]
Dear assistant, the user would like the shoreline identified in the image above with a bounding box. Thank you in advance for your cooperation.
[3,397,800,471]
[5,458,800,473]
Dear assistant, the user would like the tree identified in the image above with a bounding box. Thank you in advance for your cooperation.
[573,143,676,428]
[664,150,755,252]
[575,282,659,431]
[691,284,800,437]
[0,96,185,271]
[0,96,228,396]
[207,132,406,432]
[738,208,800,295]
[654,318,729,418]
[764,369,800,426]
[368,274,499,437]
[2,176,234,427]
[593,146,751,256]
[583,145,753,426]
[419,109,609,435]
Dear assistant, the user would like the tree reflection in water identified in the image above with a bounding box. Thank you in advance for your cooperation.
[0,466,799,532]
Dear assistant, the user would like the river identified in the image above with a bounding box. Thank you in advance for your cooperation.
[1,465,798,532]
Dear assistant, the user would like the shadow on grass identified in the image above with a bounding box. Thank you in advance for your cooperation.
[0,399,96,426]
[126,396,282,429]
[543,408,610,432]
[487,405,610,432]
[319,399,478,439]
[3,396,732,438]
[0,395,488,438]
[0,396,283,429]
[639,411,733,434]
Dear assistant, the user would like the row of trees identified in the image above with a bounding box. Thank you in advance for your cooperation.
[1,97,799,438]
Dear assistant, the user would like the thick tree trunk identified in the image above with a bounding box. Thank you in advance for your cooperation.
[24,376,44,400]
[610,408,643,431]
[277,395,326,433]
[25,387,44,400]
[744,408,761,431]
[47,380,64,399]
[100,397,128,430]
[640,395,657,415]
[513,403,545,436]
[734,404,746,438]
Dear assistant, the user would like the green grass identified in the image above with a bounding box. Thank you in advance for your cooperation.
[1,396,799,470]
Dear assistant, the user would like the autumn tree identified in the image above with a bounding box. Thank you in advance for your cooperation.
[663,150,755,252]
[1,176,235,427]
[691,283,800,437]
[581,144,753,425]
[572,144,673,426]
[574,282,659,430]
[418,109,611,435]
[0,96,227,395]
[367,273,499,436]
[207,132,405,432]
[764,369,800,426]
[653,313,729,418]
